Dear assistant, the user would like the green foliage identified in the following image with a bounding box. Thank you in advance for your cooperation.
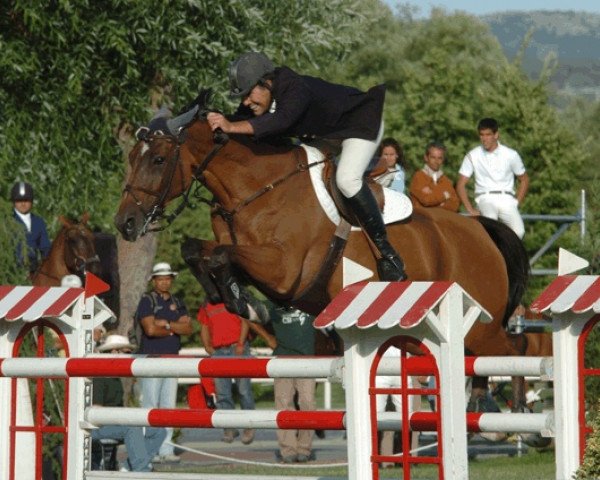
[1,0,378,285]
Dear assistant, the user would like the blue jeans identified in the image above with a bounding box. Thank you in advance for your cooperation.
[140,376,178,455]
[91,425,166,471]
[213,343,255,412]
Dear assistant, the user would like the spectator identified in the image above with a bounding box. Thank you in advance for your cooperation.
[11,181,51,276]
[371,137,407,193]
[207,51,406,281]
[135,262,192,463]
[269,305,316,463]
[91,335,166,472]
[198,301,257,445]
[456,118,529,238]
[409,142,459,212]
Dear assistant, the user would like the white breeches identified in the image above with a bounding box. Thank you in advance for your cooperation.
[476,193,525,239]
[335,121,385,198]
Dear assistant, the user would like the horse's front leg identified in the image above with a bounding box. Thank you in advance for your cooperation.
[181,237,223,304]
[206,247,269,324]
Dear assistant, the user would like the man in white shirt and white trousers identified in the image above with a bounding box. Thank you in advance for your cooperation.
[456,117,529,239]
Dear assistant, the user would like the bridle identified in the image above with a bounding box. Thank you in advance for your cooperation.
[35,225,100,281]
[124,124,229,235]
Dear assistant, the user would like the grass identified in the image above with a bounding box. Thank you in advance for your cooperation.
[158,449,555,479]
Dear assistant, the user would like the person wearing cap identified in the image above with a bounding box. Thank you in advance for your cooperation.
[134,262,192,463]
[91,335,166,471]
[456,117,529,238]
[206,52,407,282]
[10,181,51,275]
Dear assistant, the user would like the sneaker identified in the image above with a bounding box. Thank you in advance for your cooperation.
[222,428,239,443]
[275,452,298,463]
[297,452,315,463]
[160,453,181,463]
[152,455,162,463]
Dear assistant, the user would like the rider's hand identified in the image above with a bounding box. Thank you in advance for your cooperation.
[207,112,231,132]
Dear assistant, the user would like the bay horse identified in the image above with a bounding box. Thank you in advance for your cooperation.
[32,213,101,287]
[115,98,529,409]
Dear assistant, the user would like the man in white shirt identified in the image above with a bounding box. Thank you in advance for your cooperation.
[456,118,529,239]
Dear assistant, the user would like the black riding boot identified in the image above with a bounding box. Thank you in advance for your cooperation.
[345,184,407,281]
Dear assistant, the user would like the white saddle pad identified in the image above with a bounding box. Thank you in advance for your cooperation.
[302,144,413,227]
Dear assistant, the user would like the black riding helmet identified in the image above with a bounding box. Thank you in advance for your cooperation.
[10,181,34,202]
[228,52,275,98]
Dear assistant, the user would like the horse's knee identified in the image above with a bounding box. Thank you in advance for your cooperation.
[181,237,203,263]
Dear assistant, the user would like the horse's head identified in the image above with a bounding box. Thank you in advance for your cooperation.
[59,213,102,278]
[114,96,215,241]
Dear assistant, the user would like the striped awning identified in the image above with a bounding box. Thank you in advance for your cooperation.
[530,275,600,314]
[0,286,83,322]
[314,281,484,330]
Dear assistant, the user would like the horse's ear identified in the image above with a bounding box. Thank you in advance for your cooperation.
[81,211,90,224]
[58,215,72,227]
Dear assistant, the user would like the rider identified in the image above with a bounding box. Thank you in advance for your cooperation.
[207,52,407,281]
[11,181,51,274]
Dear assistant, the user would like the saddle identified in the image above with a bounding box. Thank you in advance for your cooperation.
[318,149,385,228]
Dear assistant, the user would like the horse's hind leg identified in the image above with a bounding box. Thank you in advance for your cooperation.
[181,237,222,304]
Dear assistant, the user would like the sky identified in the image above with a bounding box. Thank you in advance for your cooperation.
[394,1,600,17]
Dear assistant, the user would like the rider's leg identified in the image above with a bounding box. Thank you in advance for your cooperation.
[336,125,407,281]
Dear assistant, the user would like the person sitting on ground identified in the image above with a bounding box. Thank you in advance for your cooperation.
[370,137,407,193]
[10,181,51,276]
[409,142,459,212]
[91,335,166,472]
[207,51,407,281]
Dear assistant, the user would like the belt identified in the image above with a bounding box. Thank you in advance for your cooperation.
[476,190,514,198]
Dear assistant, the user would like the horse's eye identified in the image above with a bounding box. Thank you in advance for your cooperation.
[153,156,165,165]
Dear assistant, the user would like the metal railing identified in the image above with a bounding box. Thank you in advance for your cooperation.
[523,189,586,276]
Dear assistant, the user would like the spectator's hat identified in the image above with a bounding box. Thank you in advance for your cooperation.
[97,334,135,352]
[150,262,178,279]
[61,274,83,288]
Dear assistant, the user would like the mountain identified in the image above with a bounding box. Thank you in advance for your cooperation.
[482,11,600,101]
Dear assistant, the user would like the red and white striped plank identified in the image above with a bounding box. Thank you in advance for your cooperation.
[0,355,551,379]
[85,407,552,434]
[531,275,600,314]
[315,281,458,330]
[0,285,83,321]
[0,356,337,379]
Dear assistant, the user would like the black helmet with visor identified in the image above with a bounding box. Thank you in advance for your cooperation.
[228,52,275,98]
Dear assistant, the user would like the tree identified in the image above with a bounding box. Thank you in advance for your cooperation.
[1,0,385,332]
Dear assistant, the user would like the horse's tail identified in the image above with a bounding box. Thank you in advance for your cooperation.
[476,216,529,328]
